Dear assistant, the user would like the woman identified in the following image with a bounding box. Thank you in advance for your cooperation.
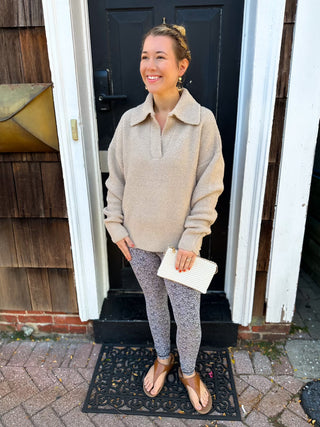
[104,23,224,415]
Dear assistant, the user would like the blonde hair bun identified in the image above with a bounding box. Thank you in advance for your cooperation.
[172,24,186,37]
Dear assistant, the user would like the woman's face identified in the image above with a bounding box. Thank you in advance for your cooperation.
[140,35,188,97]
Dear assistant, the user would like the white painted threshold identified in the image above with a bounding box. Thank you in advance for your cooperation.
[42,0,286,325]
[265,0,320,323]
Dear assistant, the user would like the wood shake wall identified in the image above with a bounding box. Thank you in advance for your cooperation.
[253,0,297,317]
[0,0,78,314]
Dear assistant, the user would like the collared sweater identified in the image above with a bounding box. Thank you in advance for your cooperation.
[103,88,224,255]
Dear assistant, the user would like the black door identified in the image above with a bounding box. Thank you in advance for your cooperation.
[88,0,244,292]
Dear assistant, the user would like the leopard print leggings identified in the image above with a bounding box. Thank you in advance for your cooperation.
[129,247,201,376]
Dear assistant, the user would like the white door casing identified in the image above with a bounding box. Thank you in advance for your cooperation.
[266,0,320,323]
[42,0,108,321]
[42,0,292,325]
[225,0,286,325]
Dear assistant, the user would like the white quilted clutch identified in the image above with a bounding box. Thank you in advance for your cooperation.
[157,247,218,294]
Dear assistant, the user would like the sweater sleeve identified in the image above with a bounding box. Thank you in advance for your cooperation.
[178,109,224,254]
[103,115,130,243]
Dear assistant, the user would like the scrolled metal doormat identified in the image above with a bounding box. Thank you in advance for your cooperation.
[82,345,241,421]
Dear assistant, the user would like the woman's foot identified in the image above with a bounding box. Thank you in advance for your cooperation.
[182,371,209,411]
[178,368,212,414]
[143,354,175,397]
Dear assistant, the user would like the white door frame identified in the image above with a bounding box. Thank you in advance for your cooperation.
[225,0,286,325]
[42,0,285,324]
[265,0,320,323]
[42,0,109,320]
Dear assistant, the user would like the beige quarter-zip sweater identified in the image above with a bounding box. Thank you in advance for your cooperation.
[104,88,224,255]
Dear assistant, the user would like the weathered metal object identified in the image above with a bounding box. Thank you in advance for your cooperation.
[0,84,59,152]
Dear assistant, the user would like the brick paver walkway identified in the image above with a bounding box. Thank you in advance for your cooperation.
[0,338,312,426]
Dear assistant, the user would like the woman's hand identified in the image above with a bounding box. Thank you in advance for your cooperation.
[116,236,135,261]
[175,248,196,272]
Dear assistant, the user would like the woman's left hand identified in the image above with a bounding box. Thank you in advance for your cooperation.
[175,249,196,272]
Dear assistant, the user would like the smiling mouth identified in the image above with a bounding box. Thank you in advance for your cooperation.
[147,76,161,82]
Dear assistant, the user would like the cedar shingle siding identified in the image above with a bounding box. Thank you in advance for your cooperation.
[0,0,77,313]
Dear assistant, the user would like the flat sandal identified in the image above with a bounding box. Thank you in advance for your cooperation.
[178,367,213,415]
[143,353,175,398]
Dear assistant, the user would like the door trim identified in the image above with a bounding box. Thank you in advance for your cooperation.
[42,0,108,320]
[225,0,286,325]
[266,0,320,323]
[42,0,284,325]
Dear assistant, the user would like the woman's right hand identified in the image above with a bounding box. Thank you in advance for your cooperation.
[116,236,135,261]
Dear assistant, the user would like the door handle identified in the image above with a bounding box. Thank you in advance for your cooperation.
[94,70,127,111]
[98,94,127,102]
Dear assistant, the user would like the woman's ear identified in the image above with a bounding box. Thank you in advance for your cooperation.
[179,58,189,76]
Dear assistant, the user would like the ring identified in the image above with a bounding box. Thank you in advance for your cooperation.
[186,258,192,261]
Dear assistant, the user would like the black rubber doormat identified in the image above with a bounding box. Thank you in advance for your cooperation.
[82,345,241,421]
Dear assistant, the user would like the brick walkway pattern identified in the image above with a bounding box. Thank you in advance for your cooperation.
[0,338,311,427]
